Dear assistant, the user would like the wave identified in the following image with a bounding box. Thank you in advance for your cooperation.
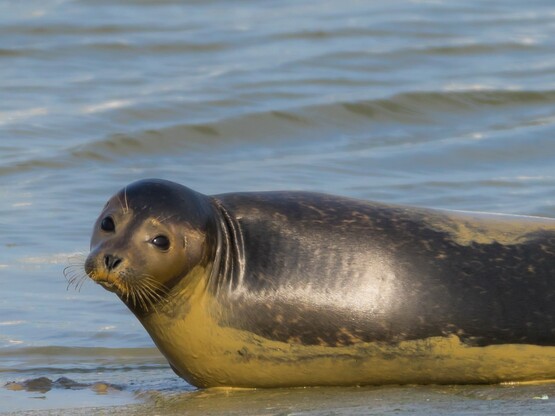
[0,346,166,375]
[0,23,183,37]
[2,89,555,176]
[49,88,555,155]
[0,345,161,358]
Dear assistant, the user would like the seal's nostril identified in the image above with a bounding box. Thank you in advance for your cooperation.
[104,254,122,271]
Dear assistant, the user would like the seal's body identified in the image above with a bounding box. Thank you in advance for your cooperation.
[85,179,555,387]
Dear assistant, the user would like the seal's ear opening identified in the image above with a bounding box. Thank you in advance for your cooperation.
[181,226,206,267]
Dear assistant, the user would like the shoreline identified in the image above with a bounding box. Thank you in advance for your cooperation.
[3,383,555,416]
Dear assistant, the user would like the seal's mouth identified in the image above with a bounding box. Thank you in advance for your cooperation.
[86,269,122,294]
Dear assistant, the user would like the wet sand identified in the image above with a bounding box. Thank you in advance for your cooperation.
[3,382,555,416]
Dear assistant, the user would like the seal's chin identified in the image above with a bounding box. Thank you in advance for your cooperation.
[96,279,119,293]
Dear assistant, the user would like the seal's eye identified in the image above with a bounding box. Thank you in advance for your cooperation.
[152,235,170,251]
[100,216,115,232]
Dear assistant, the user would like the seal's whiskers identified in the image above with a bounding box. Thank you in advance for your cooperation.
[64,252,88,292]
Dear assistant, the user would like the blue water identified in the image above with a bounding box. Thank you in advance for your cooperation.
[2,0,555,413]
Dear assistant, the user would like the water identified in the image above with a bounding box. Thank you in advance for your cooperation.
[2,0,555,413]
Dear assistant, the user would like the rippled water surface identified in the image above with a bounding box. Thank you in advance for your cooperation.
[2,0,555,414]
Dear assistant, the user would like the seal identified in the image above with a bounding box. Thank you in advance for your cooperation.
[84,178,555,388]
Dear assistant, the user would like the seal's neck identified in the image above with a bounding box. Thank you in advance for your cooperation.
[210,198,245,295]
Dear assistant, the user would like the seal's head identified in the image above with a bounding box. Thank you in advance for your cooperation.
[85,179,217,314]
